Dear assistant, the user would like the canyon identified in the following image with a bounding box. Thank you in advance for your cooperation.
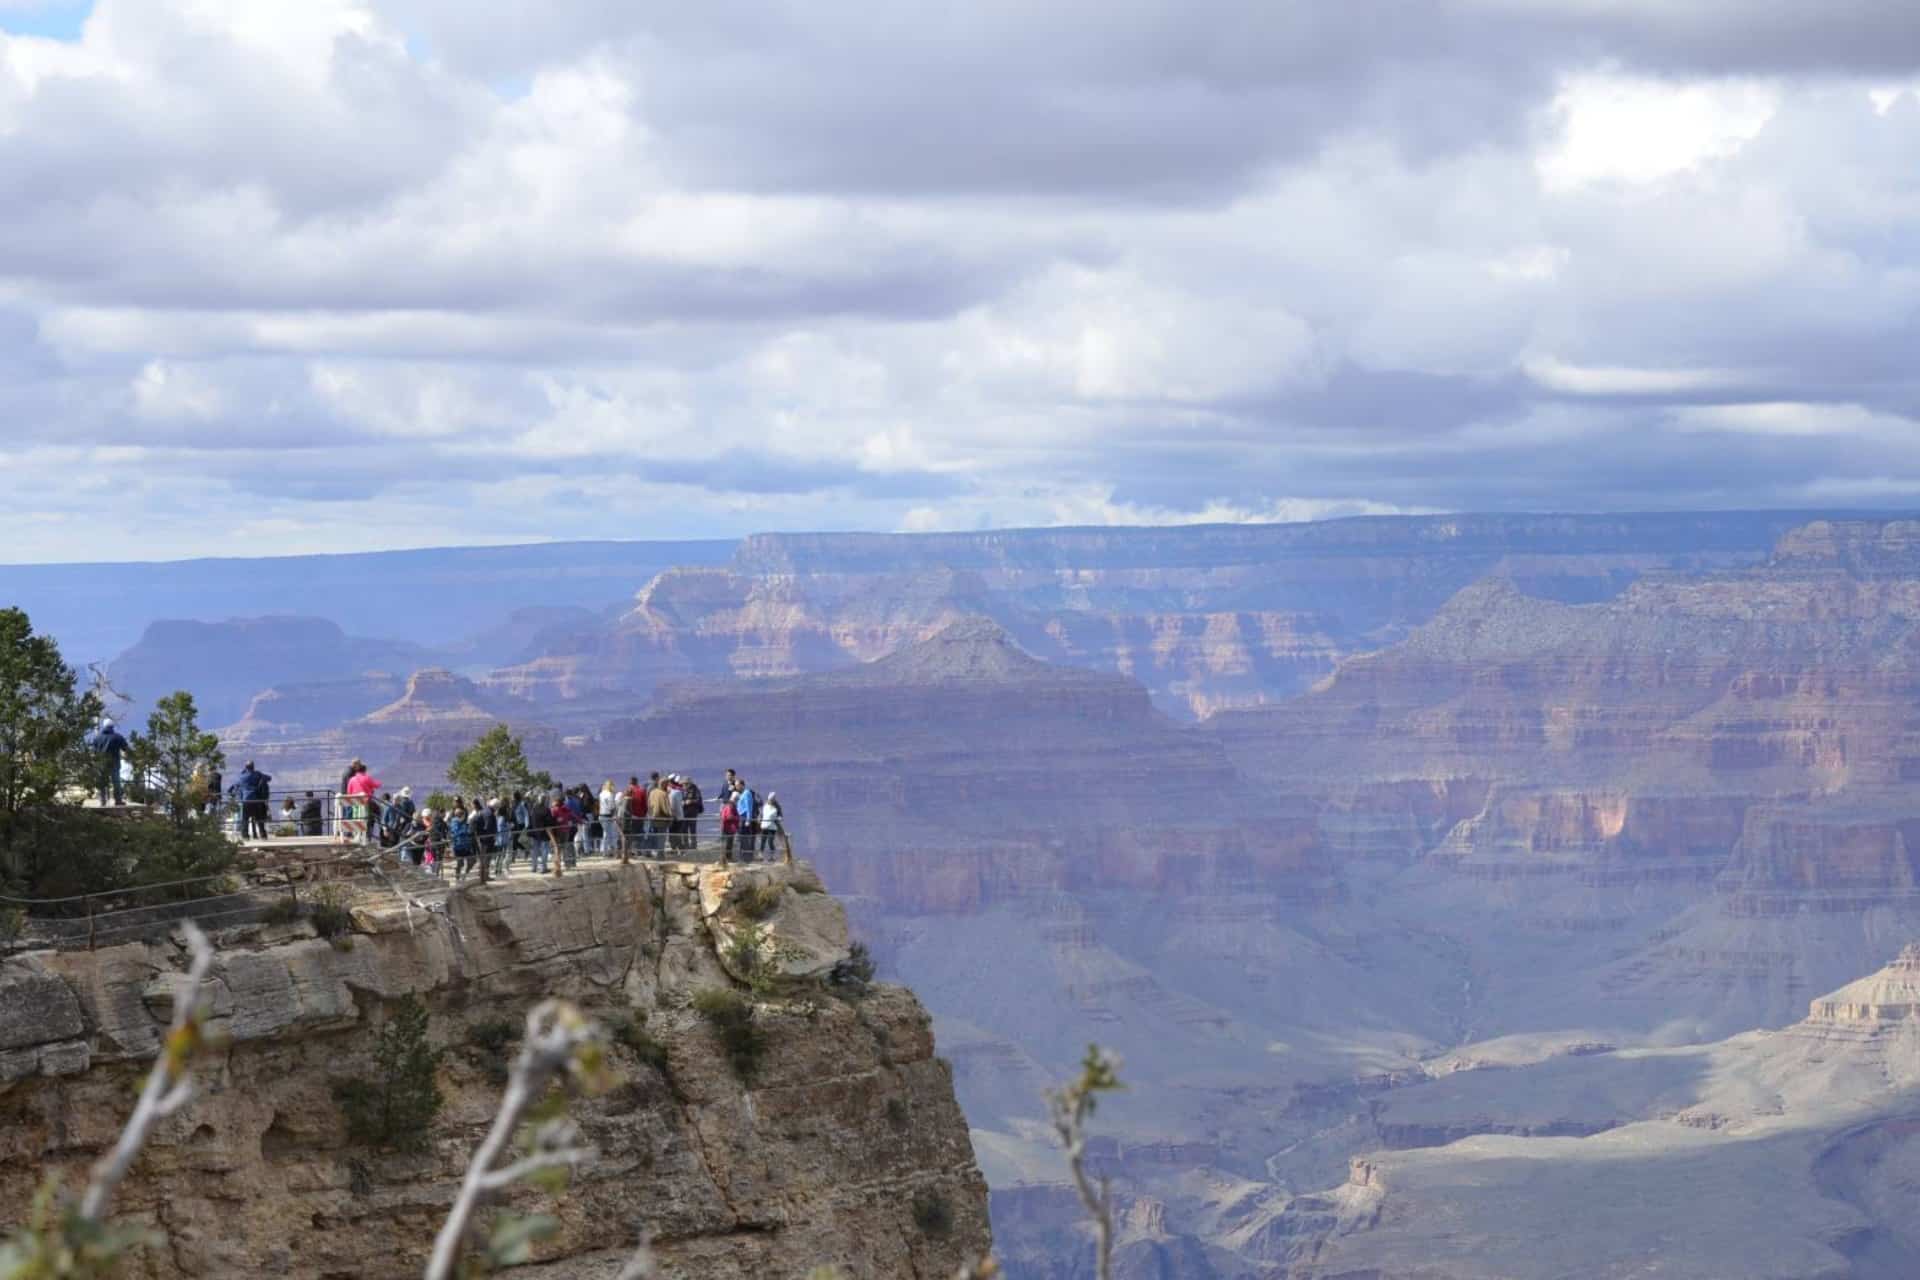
[15,510,1920,1276]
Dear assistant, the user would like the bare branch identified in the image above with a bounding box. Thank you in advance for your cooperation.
[613,1235,657,1280]
[78,921,216,1222]
[1046,1044,1124,1280]
[476,1145,594,1193]
[423,999,609,1280]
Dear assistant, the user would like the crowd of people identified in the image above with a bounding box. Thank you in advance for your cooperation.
[120,728,795,880]
[336,762,786,881]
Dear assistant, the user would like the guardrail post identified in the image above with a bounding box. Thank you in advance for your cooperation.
[86,896,95,951]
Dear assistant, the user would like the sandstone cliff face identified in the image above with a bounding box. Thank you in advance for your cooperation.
[0,863,991,1279]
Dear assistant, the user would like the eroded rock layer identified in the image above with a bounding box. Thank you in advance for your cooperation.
[0,863,990,1279]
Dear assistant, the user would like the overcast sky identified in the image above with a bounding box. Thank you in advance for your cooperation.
[2,1,1919,560]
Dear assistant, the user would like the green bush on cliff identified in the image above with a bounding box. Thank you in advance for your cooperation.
[307,882,354,940]
[608,1013,671,1075]
[731,880,785,921]
[693,987,766,1081]
[333,995,443,1152]
[912,1189,954,1237]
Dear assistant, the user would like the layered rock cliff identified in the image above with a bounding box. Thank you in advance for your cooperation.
[0,862,991,1278]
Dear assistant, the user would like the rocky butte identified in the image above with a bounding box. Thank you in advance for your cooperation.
[0,861,991,1278]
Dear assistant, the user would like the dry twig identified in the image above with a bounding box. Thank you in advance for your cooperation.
[423,999,611,1280]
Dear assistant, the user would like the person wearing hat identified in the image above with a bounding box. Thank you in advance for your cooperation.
[345,762,382,845]
[89,717,130,805]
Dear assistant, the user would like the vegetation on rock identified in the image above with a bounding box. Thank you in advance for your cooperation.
[333,995,444,1152]
[692,986,767,1081]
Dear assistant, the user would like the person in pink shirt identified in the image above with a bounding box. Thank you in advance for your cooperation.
[345,764,383,845]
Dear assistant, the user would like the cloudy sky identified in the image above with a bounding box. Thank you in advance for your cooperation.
[2,1,1919,560]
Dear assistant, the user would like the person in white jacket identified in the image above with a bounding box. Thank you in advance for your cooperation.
[597,781,619,856]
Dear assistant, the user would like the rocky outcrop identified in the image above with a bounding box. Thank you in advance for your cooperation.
[1285,947,1920,1279]
[108,617,431,729]
[0,863,990,1278]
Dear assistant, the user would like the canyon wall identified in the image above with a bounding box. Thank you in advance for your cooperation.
[0,863,991,1279]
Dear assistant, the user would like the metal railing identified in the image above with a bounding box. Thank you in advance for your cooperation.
[2,802,796,953]
[212,788,343,839]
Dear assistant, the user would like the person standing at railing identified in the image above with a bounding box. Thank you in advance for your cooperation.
[720,790,740,860]
[202,765,222,817]
[760,792,783,857]
[621,776,643,856]
[734,781,757,862]
[547,792,575,874]
[88,718,130,806]
[682,775,705,849]
[449,805,477,880]
[469,799,495,882]
[522,792,549,873]
[645,773,670,856]
[345,763,382,845]
[667,775,687,853]
[298,791,324,837]
[419,808,446,876]
[597,780,618,857]
[231,761,272,839]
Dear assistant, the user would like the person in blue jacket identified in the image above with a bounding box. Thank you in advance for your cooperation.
[90,718,129,805]
[230,761,272,839]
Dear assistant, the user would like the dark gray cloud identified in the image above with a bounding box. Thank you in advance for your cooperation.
[2,0,1920,560]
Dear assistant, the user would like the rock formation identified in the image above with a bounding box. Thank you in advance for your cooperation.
[0,862,991,1278]
[1281,946,1920,1279]
[48,510,1920,1278]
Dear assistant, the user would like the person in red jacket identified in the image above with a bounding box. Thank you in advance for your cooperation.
[720,793,740,861]
[547,793,575,877]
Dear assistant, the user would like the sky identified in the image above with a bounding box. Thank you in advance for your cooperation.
[1,1,1919,561]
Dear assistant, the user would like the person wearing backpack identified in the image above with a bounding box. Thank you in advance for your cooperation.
[470,800,498,883]
[525,793,553,874]
[449,806,477,880]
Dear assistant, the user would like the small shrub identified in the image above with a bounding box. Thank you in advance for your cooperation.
[725,922,790,997]
[731,881,785,921]
[830,940,877,993]
[609,1014,670,1074]
[260,897,300,925]
[467,1015,519,1084]
[0,905,26,951]
[911,1189,954,1238]
[468,1016,519,1055]
[309,882,354,940]
[885,1096,909,1129]
[693,987,766,1082]
[333,995,443,1151]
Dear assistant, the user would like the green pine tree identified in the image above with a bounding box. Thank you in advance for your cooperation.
[448,723,554,801]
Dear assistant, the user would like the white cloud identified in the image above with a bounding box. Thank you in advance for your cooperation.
[1538,73,1777,191]
[3,2,1920,558]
